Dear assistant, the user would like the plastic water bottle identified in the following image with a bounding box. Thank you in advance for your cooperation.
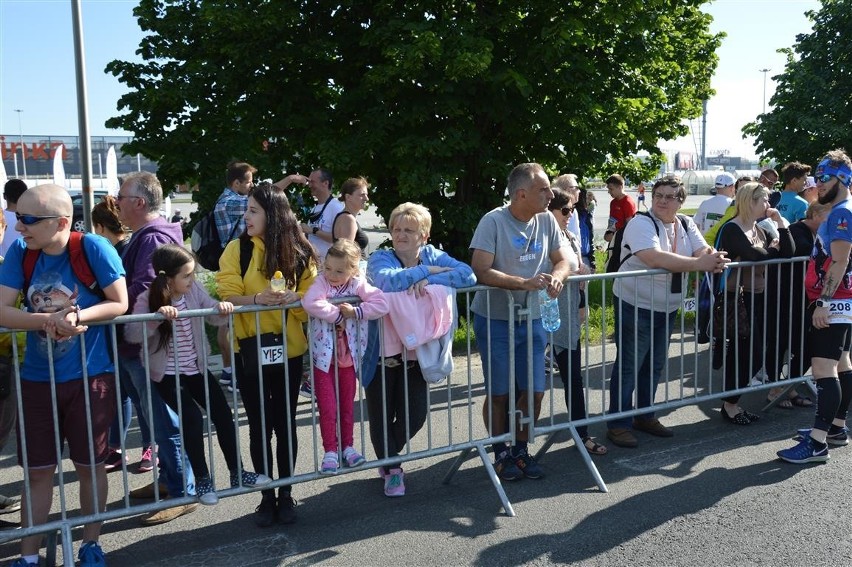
[539,289,561,332]
[271,270,287,292]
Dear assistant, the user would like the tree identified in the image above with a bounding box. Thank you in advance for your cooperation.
[743,0,852,166]
[107,0,721,258]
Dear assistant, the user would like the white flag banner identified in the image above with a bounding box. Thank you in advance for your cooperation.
[53,144,66,188]
[0,155,7,208]
[106,146,118,196]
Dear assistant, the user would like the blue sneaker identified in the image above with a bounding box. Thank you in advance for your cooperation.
[777,437,830,464]
[494,453,523,481]
[218,369,232,386]
[78,541,106,567]
[10,559,38,567]
[513,448,544,479]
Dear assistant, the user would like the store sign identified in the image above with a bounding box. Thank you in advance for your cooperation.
[0,137,67,161]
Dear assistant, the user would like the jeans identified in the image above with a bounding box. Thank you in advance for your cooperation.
[108,392,133,449]
[608,298,677,430]
[473,314,547,395]
[119,356,194,496]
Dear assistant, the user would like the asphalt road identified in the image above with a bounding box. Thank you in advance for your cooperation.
[2,340,850,566]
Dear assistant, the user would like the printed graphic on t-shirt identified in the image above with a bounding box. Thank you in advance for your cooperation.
[514,234,543,263]
[806,204,852,301]
[27,271,79,357]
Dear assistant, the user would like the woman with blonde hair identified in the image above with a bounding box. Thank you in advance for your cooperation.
[365,202,475,496]
[715,182,794,424]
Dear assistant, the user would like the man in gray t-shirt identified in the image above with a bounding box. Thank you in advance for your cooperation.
[469,162,577,481]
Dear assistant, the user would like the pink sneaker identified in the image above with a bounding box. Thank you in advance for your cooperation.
[383,468,405,497]
[138,446,157,473]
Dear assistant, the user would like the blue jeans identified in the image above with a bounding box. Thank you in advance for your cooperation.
[473,313,546,395]
[607,299,677,430]
[119,356,194,496]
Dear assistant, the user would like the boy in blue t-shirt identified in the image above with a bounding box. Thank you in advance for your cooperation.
[0,184,127,567]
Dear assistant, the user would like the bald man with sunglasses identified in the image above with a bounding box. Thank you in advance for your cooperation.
[0,184,127,567]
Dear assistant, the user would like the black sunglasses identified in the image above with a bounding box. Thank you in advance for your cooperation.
[15,213,64,226]
[560,206,574,216]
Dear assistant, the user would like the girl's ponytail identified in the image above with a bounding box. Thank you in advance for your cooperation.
[149,244,196,352]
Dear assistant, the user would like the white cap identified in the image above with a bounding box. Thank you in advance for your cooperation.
[714,172,736,188]
[804,176,816,188]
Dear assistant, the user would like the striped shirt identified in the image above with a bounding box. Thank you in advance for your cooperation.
[165,295,200,375]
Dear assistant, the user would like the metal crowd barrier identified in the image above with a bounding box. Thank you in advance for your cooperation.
[531,257,813,491]
[0,258,814,564]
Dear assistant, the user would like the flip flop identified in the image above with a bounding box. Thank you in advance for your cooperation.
[582,437,608,456]
[766,391,794,409]
[790,395,813,407]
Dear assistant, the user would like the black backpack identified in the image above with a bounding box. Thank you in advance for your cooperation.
[606,211,690,273]
[191,210,239,271]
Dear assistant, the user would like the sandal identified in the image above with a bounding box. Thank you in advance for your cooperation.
[766,389,793,409]
[582,437,608,456]
[789,394,813,407]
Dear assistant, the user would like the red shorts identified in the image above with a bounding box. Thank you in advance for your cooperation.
[17,373,116,468]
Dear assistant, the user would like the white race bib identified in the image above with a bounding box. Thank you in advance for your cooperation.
[827,299,852,325]
[260,344,285,366]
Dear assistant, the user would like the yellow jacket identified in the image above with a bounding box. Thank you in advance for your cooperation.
[215,236,316,357]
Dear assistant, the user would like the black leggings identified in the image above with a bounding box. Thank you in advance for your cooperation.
[154,372,239,480]
[365,362,428,471]
[238,340,301,496]
[554,344,589,439]
[722,292,764,404]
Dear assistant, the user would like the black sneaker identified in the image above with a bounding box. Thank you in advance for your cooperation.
[277,494,297,524]
[254,493,277,528]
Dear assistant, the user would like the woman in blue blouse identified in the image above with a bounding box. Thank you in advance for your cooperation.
[364,202,475,497]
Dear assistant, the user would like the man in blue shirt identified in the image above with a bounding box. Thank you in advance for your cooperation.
[0,184,127,567]
[777,161,811,223]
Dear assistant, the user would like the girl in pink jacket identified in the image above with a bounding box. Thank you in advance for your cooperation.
[303,240,388,474]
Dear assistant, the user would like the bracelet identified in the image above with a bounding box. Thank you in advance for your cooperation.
[253,293,259,305]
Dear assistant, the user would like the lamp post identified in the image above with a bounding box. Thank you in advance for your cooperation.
[758,68,771,116]
[13,108,27,179]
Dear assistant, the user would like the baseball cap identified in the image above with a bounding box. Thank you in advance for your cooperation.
[714,172,736,188]
[804,176,816,189]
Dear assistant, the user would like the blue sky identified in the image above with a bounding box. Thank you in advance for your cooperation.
[0,0,821,159]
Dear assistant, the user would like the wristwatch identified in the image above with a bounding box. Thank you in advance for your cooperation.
[312,226,319,235]
[815,299,828,308]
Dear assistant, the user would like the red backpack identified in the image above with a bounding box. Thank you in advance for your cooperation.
[22,232,103,302]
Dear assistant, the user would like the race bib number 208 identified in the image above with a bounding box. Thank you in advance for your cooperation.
[827,299,852,325]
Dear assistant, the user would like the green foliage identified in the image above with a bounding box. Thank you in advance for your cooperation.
[107,0,721,260]
[743,0,852,165]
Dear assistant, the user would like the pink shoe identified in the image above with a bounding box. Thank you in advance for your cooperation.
[138,445,157,473]
[383,468,405,497]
